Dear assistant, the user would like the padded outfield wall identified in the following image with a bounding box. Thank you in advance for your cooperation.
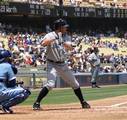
[17,70,127,88]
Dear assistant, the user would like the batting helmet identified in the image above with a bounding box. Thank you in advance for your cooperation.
[93,47,99,53]
[53,19,69,30]
[0,49,12,62]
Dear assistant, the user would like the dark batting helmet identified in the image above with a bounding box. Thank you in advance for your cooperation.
[89,47,99,54]
[93,47,99,53]
[53,19,69,30]
[0,49,12,62]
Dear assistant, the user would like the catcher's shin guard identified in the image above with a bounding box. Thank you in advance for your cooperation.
[1,89,31,108]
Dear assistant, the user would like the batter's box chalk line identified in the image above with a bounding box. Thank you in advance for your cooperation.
[90,103,127,111]
[110,102,127,107]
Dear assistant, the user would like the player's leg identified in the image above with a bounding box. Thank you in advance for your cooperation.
[0,87,30,113]
[33,62,57,110]
[91,66,100,88]
[56,64,90,109]
[33,86,50,110]
[91,67,96,88]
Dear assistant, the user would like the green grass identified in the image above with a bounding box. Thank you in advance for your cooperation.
[22,84,127,105]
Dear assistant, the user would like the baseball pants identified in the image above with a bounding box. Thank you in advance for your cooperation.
[44,61,80,90]
[91,66,100,83]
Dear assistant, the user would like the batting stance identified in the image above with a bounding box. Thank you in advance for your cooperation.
[33,19,90,110]
[0,49,31,114]
[87,47,101,88]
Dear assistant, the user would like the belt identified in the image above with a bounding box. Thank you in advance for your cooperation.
[47,59,64,64]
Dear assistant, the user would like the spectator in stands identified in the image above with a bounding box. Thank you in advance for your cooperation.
[70,0,76,6]
[1,22,127,74]
[0,41,4,50]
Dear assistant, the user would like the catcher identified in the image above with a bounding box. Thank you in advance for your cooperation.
[0,49,31,114]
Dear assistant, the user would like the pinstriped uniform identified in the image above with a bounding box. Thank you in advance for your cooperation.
[41,31,68,62]
[41,31,79,90]
[32,19,91,110]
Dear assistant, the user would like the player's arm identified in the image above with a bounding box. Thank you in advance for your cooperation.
[6,78,16,88]
[87,56,97,67]
[6,65,17,88]
[88,54,97,62]
[63,41,74,51]
[40,34,54,46]
[41,38,54,46]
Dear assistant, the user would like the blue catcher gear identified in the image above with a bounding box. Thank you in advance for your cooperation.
[0,49,12,62]
[0,88,31,114]
[0,49,31,114]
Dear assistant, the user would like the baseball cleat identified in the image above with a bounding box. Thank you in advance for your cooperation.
[33,102,42,110]
[92,84,101,88]
[95,85,101,88]
[81,101,91,109]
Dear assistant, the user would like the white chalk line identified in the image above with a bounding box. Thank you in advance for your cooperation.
[92,101,127,108]
[110,101,127,107]
[90,102,127,111]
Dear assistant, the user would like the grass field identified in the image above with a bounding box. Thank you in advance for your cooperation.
[22,84,127,105]
[1,84,127,120]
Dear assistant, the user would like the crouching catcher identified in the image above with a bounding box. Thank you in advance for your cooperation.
[0,49,31,114]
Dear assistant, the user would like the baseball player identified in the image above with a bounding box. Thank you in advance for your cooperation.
[0,49,31,114]
[33,19,90,110]
[87,47,101,88]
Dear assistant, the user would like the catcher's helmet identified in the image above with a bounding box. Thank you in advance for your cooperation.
[53,19,69,30]
[0,49,12,62]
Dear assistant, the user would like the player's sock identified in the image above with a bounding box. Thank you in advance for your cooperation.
[91,82,100,88]
[91,82,96,88]
[73,87,84,104]
[35,87,49,103]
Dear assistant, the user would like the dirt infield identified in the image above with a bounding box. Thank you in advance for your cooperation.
[1,95,127,120]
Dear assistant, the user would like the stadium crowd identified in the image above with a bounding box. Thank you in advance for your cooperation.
[0,22,127,73]
[3,0,127,9]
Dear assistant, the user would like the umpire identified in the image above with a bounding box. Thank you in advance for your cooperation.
[33,19,90,110]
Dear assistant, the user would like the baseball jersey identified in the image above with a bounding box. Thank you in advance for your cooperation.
[0,62,16,91]
[41,31,67,62]
[88,53,100,66]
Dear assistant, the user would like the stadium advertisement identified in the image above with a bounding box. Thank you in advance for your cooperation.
[0,2,127,18]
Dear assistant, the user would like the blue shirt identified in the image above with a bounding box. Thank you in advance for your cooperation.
[0,62,16,80]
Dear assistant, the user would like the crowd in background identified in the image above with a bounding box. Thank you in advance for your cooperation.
[0,22,127,73]
[2,0,127,9]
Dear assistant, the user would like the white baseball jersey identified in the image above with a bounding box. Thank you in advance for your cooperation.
[41,31,67,62]
[88,52,100,66]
